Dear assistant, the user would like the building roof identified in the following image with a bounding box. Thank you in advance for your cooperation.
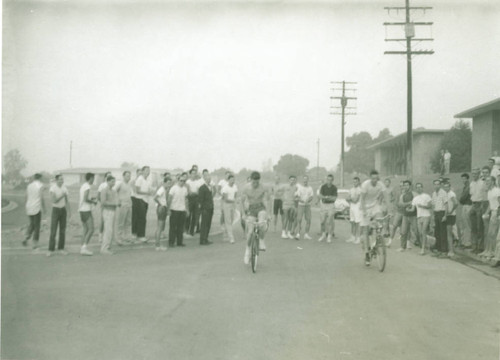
[367,129,446,150]
[454,97,500,118]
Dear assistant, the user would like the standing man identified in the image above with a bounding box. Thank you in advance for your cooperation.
[443,181,458,257]
[154,176,172,251]
[271,175,285,233]
[390,181,405,247]
[79,173,97,256]
[130,168,142,239]
[318,174,338,243]
[282,175,298,239]
[221,174,238,244]
[47,174,70,256]
[411,183,432,255]
[443,149,451,175]
[199,170,215,245]
[431,179,448,257]
[167,172,189,247]
[100,176,119,255]
[347,177,362,244]
[295,175,314,240]
[383,178,396,241]
[359,170,386,266]
[114,171,133,244]
[97,171,111,243]
[218,171,231,227]
[23,173,46,250]
[185,169,203,237]
[458,173,472,249]
[397,180,417,252]
[134,166,154,243]
[469,168,485,253]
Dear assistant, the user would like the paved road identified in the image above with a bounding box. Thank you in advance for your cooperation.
[2,212,500,360]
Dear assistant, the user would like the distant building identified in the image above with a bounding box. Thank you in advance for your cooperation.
[367,129,446,176]
[57,167,169,187]
[454,97,500,168]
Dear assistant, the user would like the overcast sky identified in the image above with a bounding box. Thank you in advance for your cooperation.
[2,0,499,174]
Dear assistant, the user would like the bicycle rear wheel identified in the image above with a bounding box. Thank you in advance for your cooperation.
[251,234,259,273]
[376,236,386,272]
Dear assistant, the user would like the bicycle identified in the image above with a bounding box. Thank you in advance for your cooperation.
[366,215,389,272]
[245,218,269,273]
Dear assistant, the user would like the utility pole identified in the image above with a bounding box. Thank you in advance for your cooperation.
[70,141,73,168]
[330,81,357,188]
[384,0,433,179]
[316,138,320,181]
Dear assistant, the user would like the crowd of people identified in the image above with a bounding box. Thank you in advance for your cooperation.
[21,155,500,267]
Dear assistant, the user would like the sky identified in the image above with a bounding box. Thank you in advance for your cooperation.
[2,0,500,175]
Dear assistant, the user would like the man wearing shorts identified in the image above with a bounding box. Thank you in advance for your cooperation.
[240,171,269,264]
[443,181,458,257]
[347,177,362,244]
[411,182,432,255]
[79,173,97,256]
[318,174,338,243]
[282,175,298,239]
[295,175,314,240]
[271,175,285,234]
[154,176,172,251]
[360,170,386,266]
[398,180,417,252]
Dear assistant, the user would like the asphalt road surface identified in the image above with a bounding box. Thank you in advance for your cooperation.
[2,211,500,360]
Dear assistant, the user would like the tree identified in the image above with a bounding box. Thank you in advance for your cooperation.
[3,149,28,183]
[273,154,309,177]
[307,166,328,181]
[373,128,392,143]
[343,132,374,174]
[120,161,138,170]
[430,120,472,173]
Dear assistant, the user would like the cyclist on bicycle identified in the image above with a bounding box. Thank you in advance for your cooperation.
[240,171,269,265]
[360,170,387,266]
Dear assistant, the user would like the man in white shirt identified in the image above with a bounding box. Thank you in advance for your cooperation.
[47,174,70,256]
[443,181,458,257]
[167,172,190,247]
[114,171,133,244]
[221,174,238,243]
[131,168,142,238]
[23,173,46,250]
[79,173,98,256]
[154,176,172,251]
[218,171,231,226]
[432,179,449,256]
[444,149,451,175]
[97,171,111,243]
[469,168,486,253]
[134,166,154,243]
[347,177,362,244]
[411,183,432,255]
[185,169,203,236]
[295,175,314,240]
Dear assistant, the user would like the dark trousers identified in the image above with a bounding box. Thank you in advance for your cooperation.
[434,211,448,253]
[136,199,148,238]
[49,207,67,251]
[470,202,486,251]
[25,211,42,242]
[200,208,214,244]
[131,197,139,236]
[169,210,186,246]
[185,195,200,235]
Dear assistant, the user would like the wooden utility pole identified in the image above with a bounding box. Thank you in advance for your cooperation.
[384,0,434,179]
[316,138,320,181]
[331,81,357,188]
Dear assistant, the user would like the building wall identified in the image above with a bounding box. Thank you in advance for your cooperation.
[413,133,443,175]
[492,110,500,156]
[472,112,493,167]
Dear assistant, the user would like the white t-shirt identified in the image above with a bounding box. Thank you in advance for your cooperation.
[156,186,167,207]
[79,182,93,212]
[412,193,432,218]
[135,175,153,202]
[26,180,43,215]
[446,190,457,216]
[169,184,188,211]
[218,179,228,190]
[222,184,238,201]
[444,152,451,161]
[487,187,500,211]
[50,184,68,208]
[186,178,204,194]
[349,187,362,209]
[360,180,386,209]
[295,185,314,205]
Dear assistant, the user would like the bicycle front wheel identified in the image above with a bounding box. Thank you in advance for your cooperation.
[251,234,259,273]
[376,236,386,272]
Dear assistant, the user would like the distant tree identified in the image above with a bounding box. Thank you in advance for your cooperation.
[273,154,309,177]
[430,120,472,173]
[343,132,374,174]
[373,128,392,143]
[120,161,138,170]
[307,166,328,181]
[3,149,28,183]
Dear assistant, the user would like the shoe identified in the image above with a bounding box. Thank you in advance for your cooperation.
[365,253,371,266]
[58,250,69,255]
[230,239,235,244]
[346,236,354,243]
[318,234,326,242]
[287,232,294,239]
[22,240,28,247]
[259,240,266,251]
[397,248,405,252]
[420,250,426,255]
[32,247,42,254]
[447,252,455,258]
[304,233,312,240]
[46,251,54,257]
[155,247,161,251]
[244,247,250,265]
[80,247,93,256]
[281,230,287,239]
[407,243,412,250]
[138,237,148,243]
[491,260,500,268]
[116,241,125,246]
[178,244,186,247]
[184,233,193,239]
[160,246,168,251]
[294,233,300,240]
[101,249,114,255]
[327,235,332,243]
[353,237,361,245]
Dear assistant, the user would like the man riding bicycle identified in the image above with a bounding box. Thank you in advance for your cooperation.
[360,170,387,266]
[240,171,269,265]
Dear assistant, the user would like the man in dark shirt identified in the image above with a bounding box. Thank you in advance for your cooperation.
[318,174,338,243]
[398,180,417,251]
[199,170,215,245]
[458,173,472,248]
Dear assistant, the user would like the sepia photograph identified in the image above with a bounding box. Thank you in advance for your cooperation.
[2,0,500,359]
